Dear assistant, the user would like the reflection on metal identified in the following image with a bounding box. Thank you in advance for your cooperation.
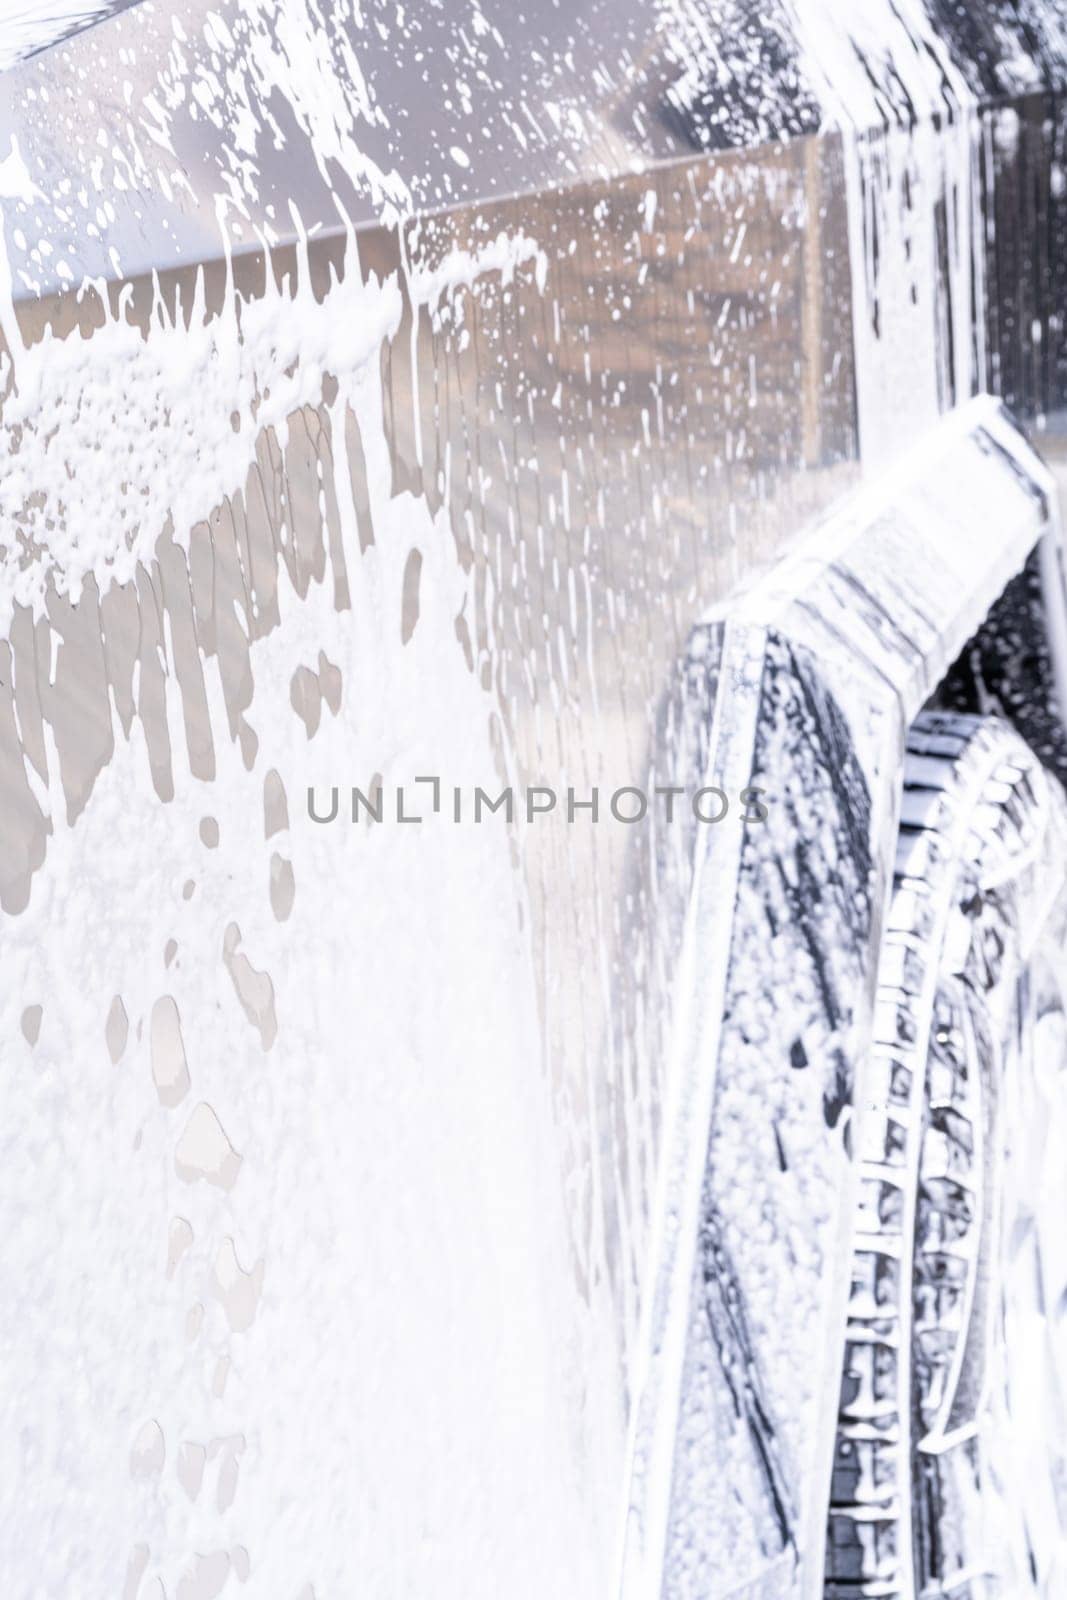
[828,712,1067,1598]
[4,2,1067,1595]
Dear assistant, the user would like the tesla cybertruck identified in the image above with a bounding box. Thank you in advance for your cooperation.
[1,2,1066,1597]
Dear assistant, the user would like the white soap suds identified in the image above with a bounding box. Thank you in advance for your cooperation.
[0,8,614,1596]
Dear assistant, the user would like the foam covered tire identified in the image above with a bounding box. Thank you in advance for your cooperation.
[825,712,1067,1600]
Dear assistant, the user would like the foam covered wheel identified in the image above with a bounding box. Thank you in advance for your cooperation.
[825,712,1067,1599]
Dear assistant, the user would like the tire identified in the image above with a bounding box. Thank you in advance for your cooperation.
[825,712,1067,1599]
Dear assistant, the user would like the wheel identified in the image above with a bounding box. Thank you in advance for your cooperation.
[825,712,1067,1598]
